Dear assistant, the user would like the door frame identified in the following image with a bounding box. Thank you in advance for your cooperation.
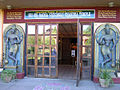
[25,21,94,81]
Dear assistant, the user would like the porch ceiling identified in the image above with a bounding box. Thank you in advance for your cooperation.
[59,23,77,38]
[0,0,120,9]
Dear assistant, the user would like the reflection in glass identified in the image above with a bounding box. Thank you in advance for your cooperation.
[51,47,56,56]
[28,57,35,65]
[45,25,50,34]
[51,57,56,66]
[82,36,91,45]
[38,25,43,34]
[27,36,35,45]
[38,57,43,66]
[82,58,90,67]
[51,36,57,45]
[44,57,49,66]
[38,46,43,55]
[38,36,43,45]
[27,46,35,54]
[44,68,49,75]
[83,25,91,34]
[28,67,34,75]
[28,25,35,34]
[45,36,50,45]
[44,47,50,56]
[82,68,90,79]
[82,47,91,57]
[38,68,42,75]
[51,25,57,34]
[51,68,56,76]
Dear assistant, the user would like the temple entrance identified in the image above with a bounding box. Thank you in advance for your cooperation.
[26,22,93,80]
[58,23,77,80]
[58,23,92,80]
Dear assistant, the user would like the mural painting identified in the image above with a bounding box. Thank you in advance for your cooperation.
[3,24,24,73]
[94,23,120,77]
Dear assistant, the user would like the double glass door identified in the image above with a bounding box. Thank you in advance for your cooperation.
[26,24,58,78]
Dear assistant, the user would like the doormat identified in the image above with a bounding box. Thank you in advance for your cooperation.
[33,83,70,90]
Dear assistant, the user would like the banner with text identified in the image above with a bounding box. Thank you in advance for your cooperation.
[24,10,95,19]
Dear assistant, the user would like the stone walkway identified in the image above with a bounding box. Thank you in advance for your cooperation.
[0,77,120,90]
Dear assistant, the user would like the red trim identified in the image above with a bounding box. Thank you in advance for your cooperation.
[3,7,120,23]
[93,76,120,84]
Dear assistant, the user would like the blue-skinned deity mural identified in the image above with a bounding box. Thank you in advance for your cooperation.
[3,24,24,73]
[94,23,120,77]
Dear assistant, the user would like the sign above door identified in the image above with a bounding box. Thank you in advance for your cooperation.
[24,9,95,19]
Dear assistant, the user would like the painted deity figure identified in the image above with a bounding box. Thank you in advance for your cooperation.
[5,24,23,65]
[96,24,119,68]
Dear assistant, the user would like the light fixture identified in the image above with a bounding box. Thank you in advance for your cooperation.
[6,5,12,9]
[108,2,114,7]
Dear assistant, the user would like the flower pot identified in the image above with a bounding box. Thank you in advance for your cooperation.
[16,72,24,79]
[99,78,110,88]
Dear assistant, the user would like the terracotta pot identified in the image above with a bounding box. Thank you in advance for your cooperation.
[16,72,24,79]
[99,78,110,88]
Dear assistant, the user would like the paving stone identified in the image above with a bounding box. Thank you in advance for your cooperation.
[0,77,120,90]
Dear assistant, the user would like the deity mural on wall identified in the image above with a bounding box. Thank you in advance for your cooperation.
[3,24,24,73]
[94,23,120,77]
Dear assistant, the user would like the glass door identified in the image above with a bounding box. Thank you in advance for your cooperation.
[76,21,92,86]
[27,24,58,78]
[27,24,36,77]
[81,23,92,79]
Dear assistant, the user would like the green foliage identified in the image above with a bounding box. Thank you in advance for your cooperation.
[27,36,35,45]
[85,37,91,45]
[38,36,43,45]
[45,37,56,45]
[1,70,16,83]
[45,37,50,45]
[51,37,56,45]
[84,26,91,45]
[99,68,113,86]
[51,27,57,34]
[83,26,91,34]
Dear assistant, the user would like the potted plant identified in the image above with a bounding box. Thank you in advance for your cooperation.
[1,69,16,83]
[16,66,24,79]
[99,68,113,87]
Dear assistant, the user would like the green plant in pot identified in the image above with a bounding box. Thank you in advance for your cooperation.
[1,70,16,83]
[99,68,113,88]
